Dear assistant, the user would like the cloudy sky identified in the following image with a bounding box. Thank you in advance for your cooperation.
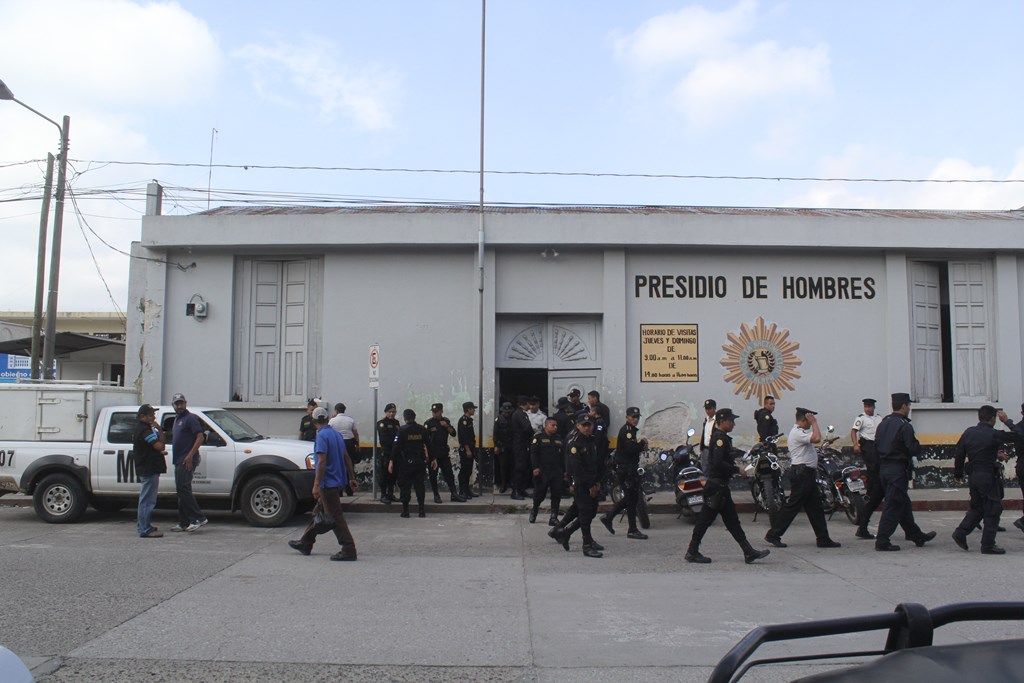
[2,0,1023,313]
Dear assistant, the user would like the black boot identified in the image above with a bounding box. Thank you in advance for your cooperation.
[741,541,770,564]
[548,513,559,527]
[432,485,442,504]
[685,549,711,563]
[582,544,603,558]
[554,519,580,551]
[400,503,410,518]
[529,508,538,524]
[599,512,616,535]
[418,503,426,518]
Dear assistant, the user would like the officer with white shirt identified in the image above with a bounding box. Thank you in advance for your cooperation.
[765,407,841,549]
[851,398,884,539]
[699,398,717,473]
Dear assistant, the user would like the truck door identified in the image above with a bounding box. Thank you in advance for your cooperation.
[194,415,235,498]
[94,410,145,494]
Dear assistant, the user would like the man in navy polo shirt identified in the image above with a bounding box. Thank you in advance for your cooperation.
[289,407,358,561]
[170,393,207,532]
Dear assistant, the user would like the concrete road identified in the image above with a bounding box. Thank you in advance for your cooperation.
[1,503,1021,683]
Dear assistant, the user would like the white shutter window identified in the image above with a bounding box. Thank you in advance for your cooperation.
[910,262,943,402]
[233,257,319,402]
[949,261,991,402]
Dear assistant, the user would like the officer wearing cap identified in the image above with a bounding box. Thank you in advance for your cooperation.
[299,398,318,442]
[529,417,565,525]
[754,395,779,443]
[700,399,717,473]
[389,409,434,518]
[567,388,586,416]
[510,396,534,500]
[493,402,514,493]
[599,407,650,539]
[764,408,841,549]
[551,414,604,558]
[552,397,573,438]
[874,392,936,551]
[685,408,770,564]
[376,403,400,504]
[851,398,884,539]
[951,405,1024,554]
[424,403,466,503]
[457,401,478,500]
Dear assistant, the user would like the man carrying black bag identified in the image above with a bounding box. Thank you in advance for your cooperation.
[288,407,358,561]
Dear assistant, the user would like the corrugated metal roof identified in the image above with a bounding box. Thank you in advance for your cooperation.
[195,204,1024,220]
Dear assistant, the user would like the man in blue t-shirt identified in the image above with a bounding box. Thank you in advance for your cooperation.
[288,407,358,561]
[170,393,207,532]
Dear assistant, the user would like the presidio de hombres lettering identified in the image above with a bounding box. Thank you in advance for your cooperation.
[634,274,876,300]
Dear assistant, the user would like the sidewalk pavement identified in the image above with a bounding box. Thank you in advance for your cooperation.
[4,485,1020,514]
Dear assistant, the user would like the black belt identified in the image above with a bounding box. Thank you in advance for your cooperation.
[790,463,812,471]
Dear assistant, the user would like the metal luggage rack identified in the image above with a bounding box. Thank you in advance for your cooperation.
[708,601,1024,683]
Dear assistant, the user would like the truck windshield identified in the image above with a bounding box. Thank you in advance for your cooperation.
[204,410,265,442]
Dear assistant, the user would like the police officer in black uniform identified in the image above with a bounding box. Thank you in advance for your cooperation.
[425,403,466,503]
[552,397,573,438]
[457,402,478,500]
[567,388,586,417]
[874,392,936,551]
[529,417,564,525]
[685,408,770,564]
[599,407,649,539]
[951,405,1024,554]
[1003,402,1024,534]
[754,395,778,443]
[510,395,533,500]
[376,402,400,504]
[493,402,514,493]
[389,409,435,518]
[551,414,603,558]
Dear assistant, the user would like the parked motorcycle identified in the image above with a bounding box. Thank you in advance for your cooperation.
[658,428,705,521]
[743,434,785,521]
[816,426,867,524]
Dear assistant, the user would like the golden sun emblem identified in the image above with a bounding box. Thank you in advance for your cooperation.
[720,317,802,401]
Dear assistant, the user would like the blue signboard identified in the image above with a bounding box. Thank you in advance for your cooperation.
[0,353,32,383]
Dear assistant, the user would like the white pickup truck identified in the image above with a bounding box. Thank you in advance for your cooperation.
[0,383,316,527]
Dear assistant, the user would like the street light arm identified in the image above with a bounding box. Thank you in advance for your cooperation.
[11,98,64,134]
[0,79,62,134]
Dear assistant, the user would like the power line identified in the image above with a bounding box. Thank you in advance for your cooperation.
[34,158,1024,185]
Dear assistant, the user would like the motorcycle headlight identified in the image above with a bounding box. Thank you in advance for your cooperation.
[659,453,669,462]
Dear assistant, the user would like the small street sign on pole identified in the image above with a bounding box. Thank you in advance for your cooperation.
[369,344,380,389]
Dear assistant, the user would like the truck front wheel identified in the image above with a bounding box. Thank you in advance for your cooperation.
[34,473,88,524]
[240,474,296,527]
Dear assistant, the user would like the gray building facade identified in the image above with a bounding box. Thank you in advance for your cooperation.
[127,201,1024,487]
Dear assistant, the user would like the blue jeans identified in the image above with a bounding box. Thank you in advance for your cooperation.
[137,474,160,536]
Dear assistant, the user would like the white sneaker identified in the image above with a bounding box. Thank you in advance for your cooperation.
[197,518,209,527]
[185,521,202,532]
[169,524,188,532]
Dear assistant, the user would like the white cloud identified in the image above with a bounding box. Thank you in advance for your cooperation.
[614,0,757,68]
[673,41,829,125]
[0,0,222,107]
[614,1,830,129]
[0,0,221,312]
[783,145,1024,210]
[233,39,401,131]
